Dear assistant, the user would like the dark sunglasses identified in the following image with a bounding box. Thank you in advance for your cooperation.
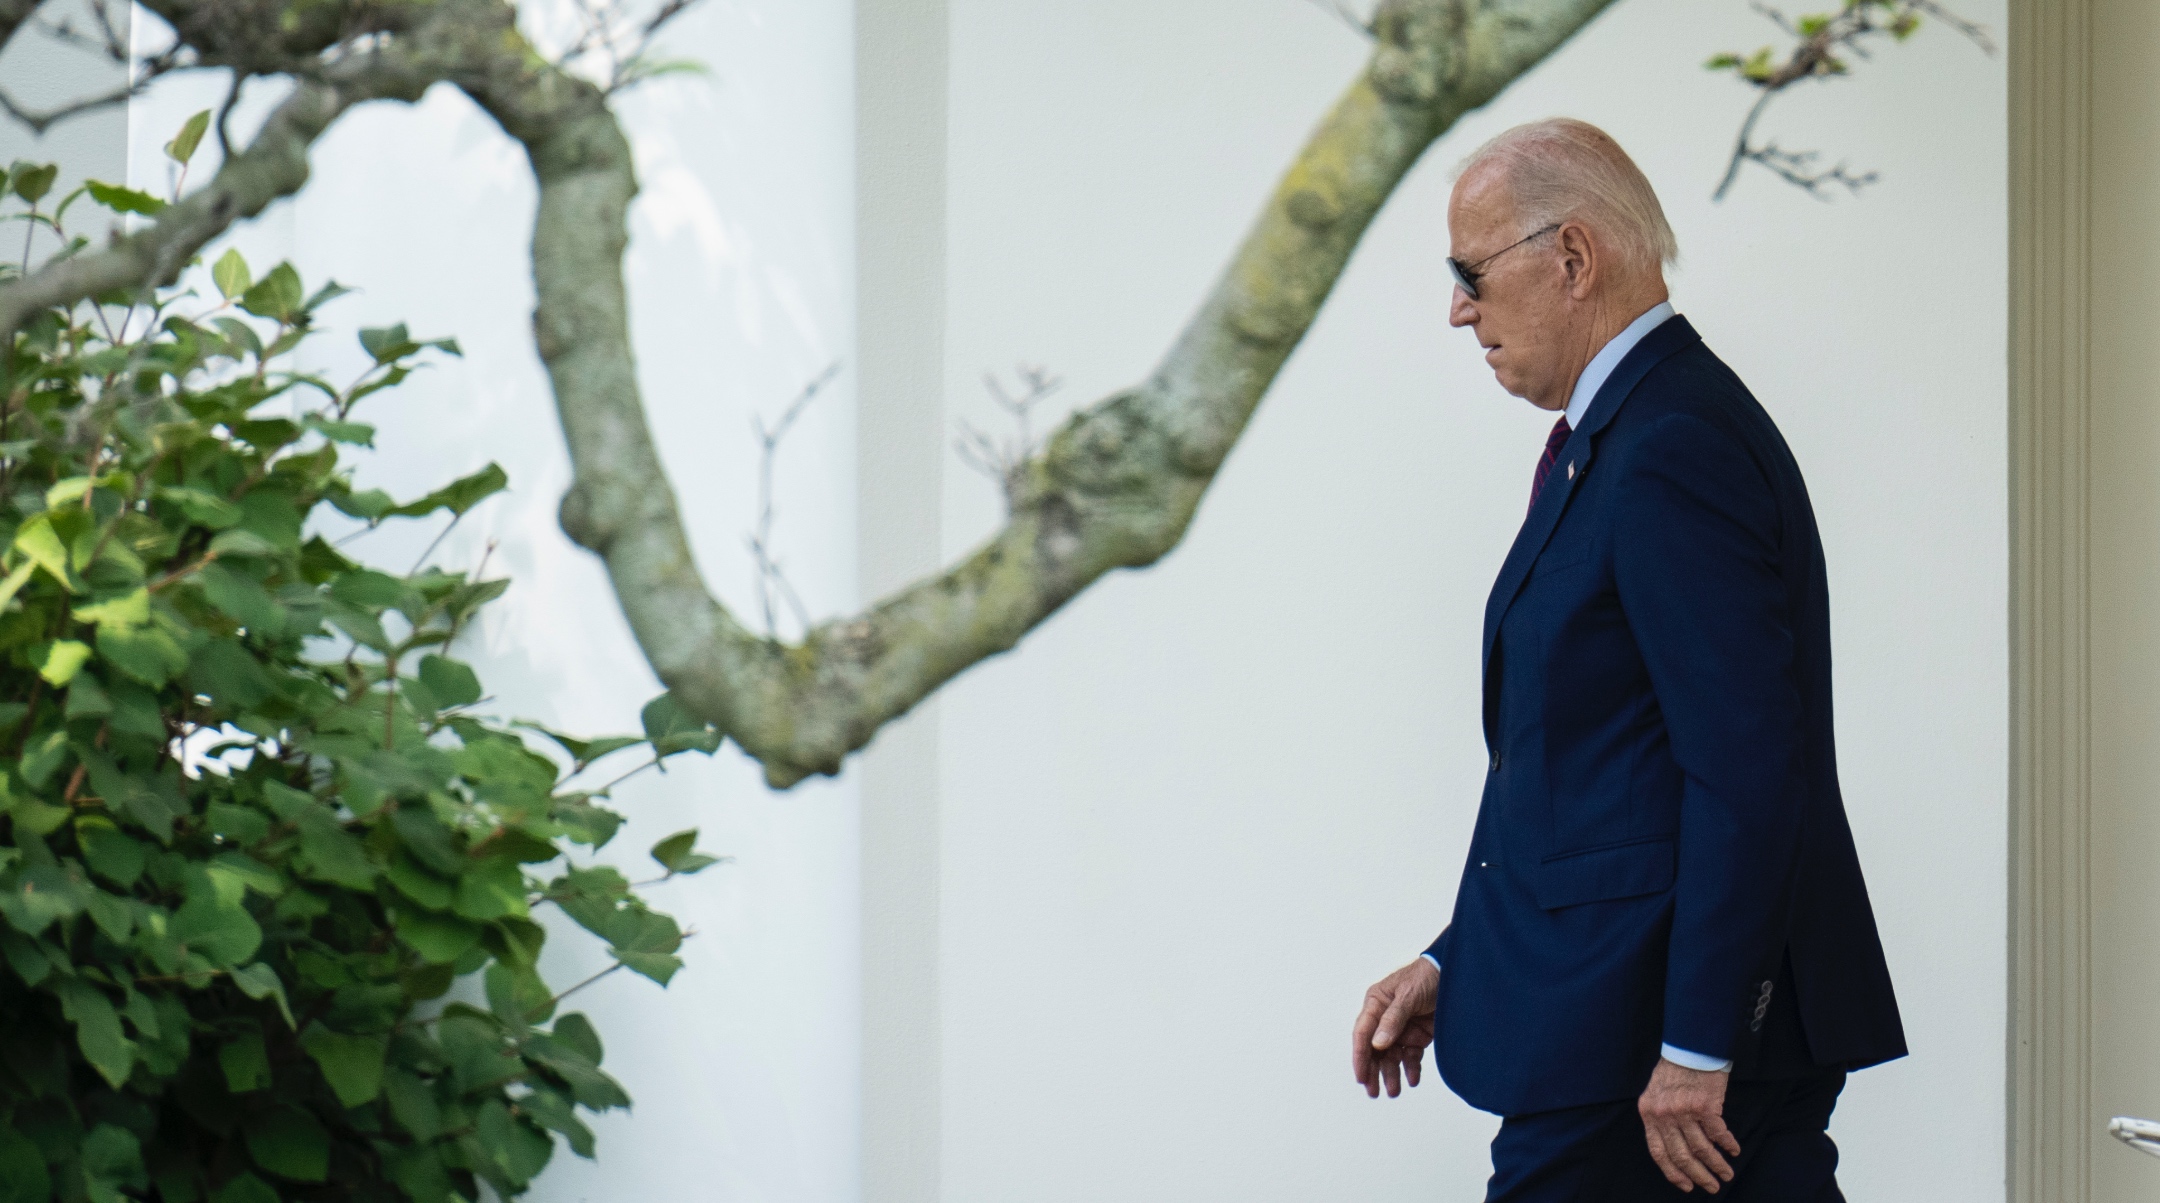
[1447,223,1561,300]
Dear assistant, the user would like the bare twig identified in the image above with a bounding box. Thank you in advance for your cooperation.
[1303,0,1373,37]
[0,80,139,135]
[953,363,1062,508]
[1709,0,1990,200]
[746,359,841,641]
[553,0,703,91]
[1738,142,1876,199]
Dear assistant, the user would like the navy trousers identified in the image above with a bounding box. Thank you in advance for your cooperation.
[1483,1070,1846,1203]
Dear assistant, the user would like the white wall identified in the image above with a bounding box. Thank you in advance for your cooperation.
[922,0,2006,1199]
[123,4,862,1200]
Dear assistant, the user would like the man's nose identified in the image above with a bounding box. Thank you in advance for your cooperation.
[1448,286,1476,328]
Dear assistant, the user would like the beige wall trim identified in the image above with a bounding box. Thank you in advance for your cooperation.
[2009,0,2093,1197]
[857,0,948,1198]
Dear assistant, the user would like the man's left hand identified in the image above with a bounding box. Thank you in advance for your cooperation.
[1637,1058,1741,1193]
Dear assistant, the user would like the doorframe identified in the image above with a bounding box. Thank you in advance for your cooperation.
[2009,0,2094,1197]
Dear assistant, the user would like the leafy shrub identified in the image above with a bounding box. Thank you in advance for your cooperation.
[0,146,724,1203]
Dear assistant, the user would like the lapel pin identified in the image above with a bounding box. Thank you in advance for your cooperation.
[1566,461,1576,480]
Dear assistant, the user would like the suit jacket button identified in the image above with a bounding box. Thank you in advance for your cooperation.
[1490,753,1502,772]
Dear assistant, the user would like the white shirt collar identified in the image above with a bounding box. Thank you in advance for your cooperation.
[1563,300,1676,431]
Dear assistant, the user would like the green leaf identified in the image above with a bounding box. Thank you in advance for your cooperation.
[516,723,643,771]
[603,907,684,984]
[206,802,269,845]
[418,654,481,709]
[158,486,242,529]
[2,930,51,985]
[209,852,283,896]
[213,316,261,359]
[383,1068,444,1141]
[475,1098,553,1187]
[210,1173,279,1203]
[358,323,412,364]
[72,586,149,630]
[327,487,395,522]
[649,828,724,876]
[239,262,303,323]
[171,883,262,966]
[230,962,295,1027]
[10,162,56,204]
[516,1086,595,1158]
[392,462,508,519]
[551,1012,604,1064]
[0,1124,52,1203]
[439,1012,519,1093]
[37,639,91,686]
[393,908,481,964]
[301,279,351,312]
[521,1030,629,1110]
[80,1124,145,1203]
[243,1108,328,1183]
[300,1026,388,1106]
[0,561,36,613]
[197,563,285,634]
[212,248,251,301]
[84,889,133,942]
[58,980,134,1088]
[15,513,73,588]
[164,110,210,166]
[220,1030,271,1091]
[188,640,273,710]
[640,692,722,757]
[454,858,528,921]
[77,818,146,887]
[283,801,375,890]
[85,180,166,216]
[66,672,111,720]
[384,853,453,910]
[302,416,373,446]
[96,621,189,686]
[485,960,553,1025]
[19,728,70,790]
[207,529,280,558]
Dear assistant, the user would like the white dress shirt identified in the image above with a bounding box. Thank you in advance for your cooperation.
[1425,300,1733,1074]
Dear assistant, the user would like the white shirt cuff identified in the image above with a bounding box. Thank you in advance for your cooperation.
[1660,1043,1733,1073]
[1420,952,1441,974]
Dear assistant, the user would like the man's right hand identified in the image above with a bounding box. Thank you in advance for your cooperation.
[1352,958,1439,1098]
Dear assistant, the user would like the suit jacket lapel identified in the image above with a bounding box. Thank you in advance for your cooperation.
[1479,317,1704,744]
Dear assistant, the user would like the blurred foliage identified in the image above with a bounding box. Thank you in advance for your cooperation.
[0,122,726,1202]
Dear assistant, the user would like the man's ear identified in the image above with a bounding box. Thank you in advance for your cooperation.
[1557,222,1597,300]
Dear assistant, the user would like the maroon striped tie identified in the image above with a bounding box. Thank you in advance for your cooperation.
[1528,416,1572,513]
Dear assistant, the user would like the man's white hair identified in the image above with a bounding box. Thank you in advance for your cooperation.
[1457,118,1679,275]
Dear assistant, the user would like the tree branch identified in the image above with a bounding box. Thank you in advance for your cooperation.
[0,0,491,347]
[0,79,144,136]
[0,0,45,56]
[485,0,1619,787]
[1709,0,1989,200]
[0,0,1624,791]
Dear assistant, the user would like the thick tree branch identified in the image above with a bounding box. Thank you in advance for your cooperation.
[0,0,1620,790]
[0,0,497,347]
[490,0,1619,787]
[0,0,43,55]
[0,81,351,342]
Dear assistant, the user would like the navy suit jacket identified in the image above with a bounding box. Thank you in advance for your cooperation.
[1424,317,1906,1117]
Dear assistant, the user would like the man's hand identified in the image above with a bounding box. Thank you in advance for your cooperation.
[1638,1058,1742,1193]
[1351,958,1438,1098]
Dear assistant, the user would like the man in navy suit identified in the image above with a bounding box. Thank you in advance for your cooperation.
[1348,119,1905,1200]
